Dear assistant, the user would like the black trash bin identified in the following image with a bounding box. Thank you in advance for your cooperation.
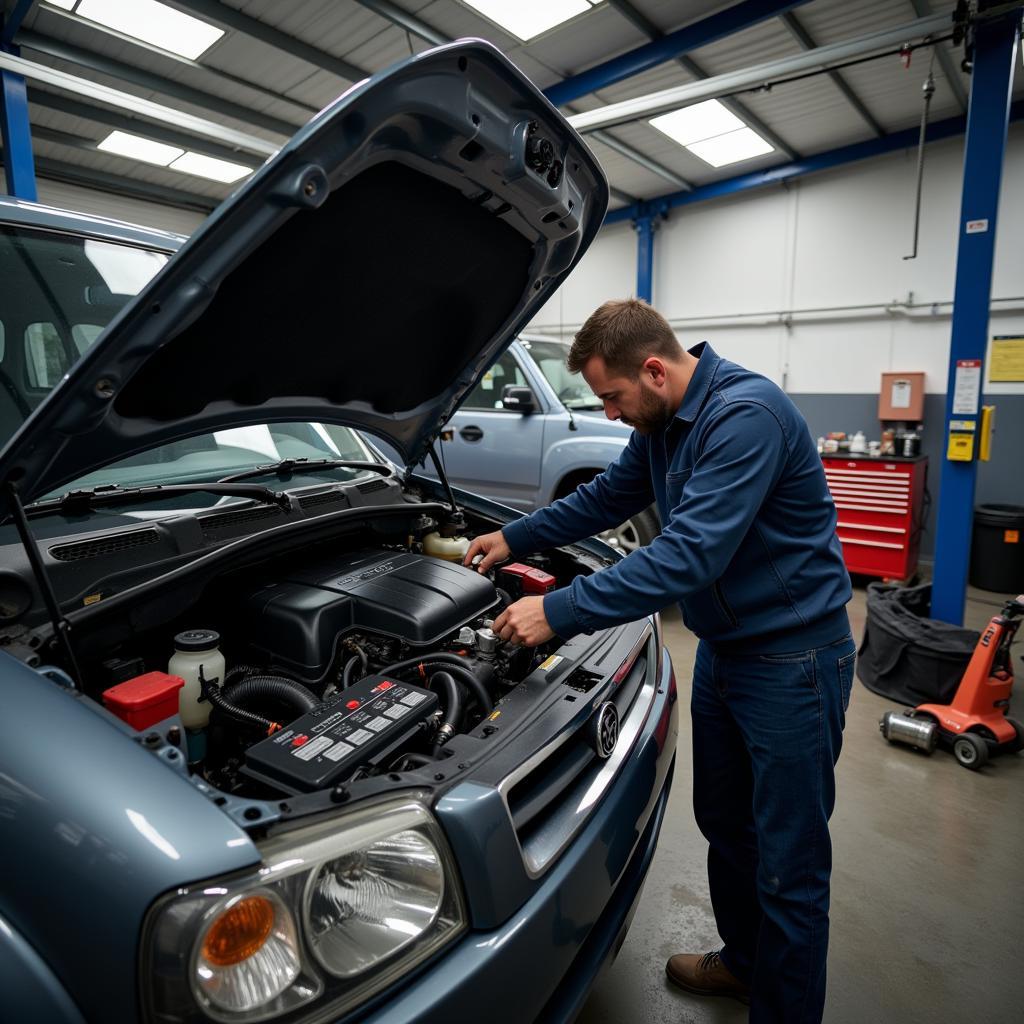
[857,582,979,706]
[969,504,1024,593]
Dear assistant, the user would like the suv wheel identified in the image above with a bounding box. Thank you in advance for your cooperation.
[599,506,660,554]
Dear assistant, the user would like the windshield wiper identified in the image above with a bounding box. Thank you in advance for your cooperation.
[218,458,393,483]
[26,482,292,518]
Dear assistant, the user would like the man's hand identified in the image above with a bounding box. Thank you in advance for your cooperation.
[493,596,555,647]
[463,530,511,573]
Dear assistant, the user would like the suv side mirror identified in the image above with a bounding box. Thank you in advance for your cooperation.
[501,385,536,413]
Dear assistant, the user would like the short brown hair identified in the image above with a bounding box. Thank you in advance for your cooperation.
[567,298,682,377]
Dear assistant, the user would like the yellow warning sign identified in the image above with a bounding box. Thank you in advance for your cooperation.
[990,336,1024,382]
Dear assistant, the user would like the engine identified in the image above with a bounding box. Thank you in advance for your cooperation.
[99,547,563,799]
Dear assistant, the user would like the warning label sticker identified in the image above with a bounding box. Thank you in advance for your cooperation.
[293,736,333,761]
[539,655,564,672]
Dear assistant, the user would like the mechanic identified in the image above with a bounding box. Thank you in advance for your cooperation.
[464,298,853,1024]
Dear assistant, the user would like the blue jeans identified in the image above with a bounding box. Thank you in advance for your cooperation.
[691,631,856,1024]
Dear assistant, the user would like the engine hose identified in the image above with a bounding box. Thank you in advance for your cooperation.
[395,751,439,769]
[199,666,280,736]
[380,655,492,713]
[341,654,364,690]
[429,671,463,751]
[223,674,322,716]
[495,587,513,608]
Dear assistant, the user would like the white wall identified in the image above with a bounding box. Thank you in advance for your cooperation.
[35,177,206,237]
[529,124,1024,400]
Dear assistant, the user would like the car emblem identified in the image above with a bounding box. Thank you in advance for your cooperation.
[590,701,619,759]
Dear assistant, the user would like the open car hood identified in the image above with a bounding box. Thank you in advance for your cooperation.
[0,39,606,516]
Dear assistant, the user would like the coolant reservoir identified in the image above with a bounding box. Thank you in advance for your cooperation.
[169,629,226,729]
[423,531,470,563]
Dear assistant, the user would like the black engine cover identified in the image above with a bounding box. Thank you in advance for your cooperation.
[244,550,498,679]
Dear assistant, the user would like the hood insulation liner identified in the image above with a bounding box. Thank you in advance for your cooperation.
[115,162,534,421]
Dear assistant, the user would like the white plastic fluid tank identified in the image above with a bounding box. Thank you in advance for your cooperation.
[422,531,471,563]
[169,629,226,729]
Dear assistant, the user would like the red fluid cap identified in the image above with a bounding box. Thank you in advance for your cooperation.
[292,735,309,747]
[346,700,361,710]
[500,563,557,595]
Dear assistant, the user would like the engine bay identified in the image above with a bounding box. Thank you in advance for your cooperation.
[61,504,589,806]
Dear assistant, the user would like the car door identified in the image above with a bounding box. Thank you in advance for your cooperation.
[442,347,546,512]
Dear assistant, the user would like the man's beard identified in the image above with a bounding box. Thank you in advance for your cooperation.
[622,383,673,435]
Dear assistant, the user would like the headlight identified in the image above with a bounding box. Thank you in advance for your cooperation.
[141,799,465,1024]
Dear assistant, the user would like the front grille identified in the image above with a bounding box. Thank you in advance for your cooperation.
[50,529,160,562]
[199,505,284,537]
[505,636,654,871]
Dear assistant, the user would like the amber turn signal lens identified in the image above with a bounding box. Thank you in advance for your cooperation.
[202,895,275,966]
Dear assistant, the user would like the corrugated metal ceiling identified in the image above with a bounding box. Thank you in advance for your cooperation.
[8,0,1021,216]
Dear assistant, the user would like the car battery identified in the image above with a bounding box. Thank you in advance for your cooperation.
[498,562,556,599]
[102,671,184,731]
[242,675,439,793]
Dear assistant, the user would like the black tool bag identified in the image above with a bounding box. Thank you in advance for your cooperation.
[857,582,979,706]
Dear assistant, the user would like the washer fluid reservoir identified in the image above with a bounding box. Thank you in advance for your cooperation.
[423,531,470,563]
[169,629,226,729]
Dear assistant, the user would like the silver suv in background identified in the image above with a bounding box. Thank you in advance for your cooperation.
[436,335,661,552]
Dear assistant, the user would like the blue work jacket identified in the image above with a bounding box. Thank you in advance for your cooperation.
[501,343,852,654]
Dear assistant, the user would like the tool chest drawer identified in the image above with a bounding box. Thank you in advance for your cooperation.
[822,457,928,580]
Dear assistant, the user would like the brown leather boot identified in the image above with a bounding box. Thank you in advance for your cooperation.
[665,950,751,1004]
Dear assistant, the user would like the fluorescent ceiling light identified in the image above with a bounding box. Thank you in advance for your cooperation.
[686,127,774,167]
[96,129,183,166]
[45,0,77,9]
[649,99,774,167]
[649,100,744,147]
[169,151,253,183]
[462,0,597,42]
[74,0,224,60]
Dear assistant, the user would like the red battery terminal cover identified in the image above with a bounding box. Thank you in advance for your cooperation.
[102,671,184,731]
[499,562,557,595]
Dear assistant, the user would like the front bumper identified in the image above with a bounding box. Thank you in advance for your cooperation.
[354,650,678,1024]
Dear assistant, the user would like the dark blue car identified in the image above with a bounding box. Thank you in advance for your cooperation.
[0,40,677,1024]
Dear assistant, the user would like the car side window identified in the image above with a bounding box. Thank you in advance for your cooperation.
[462,351,527,410]
[24,322,69,390]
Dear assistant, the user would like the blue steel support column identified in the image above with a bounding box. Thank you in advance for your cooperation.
[1,1,37,201]
[635,215,655,303]
[931,8,1020,625]
[633,202,667,304]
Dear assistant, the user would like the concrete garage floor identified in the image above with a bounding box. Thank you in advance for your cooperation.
[577,581,1024,1024]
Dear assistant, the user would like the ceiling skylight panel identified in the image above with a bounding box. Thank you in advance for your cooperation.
[461,0,599,42]
[74,0,224,60]
[686,127,775,167]
[96,130,183,166]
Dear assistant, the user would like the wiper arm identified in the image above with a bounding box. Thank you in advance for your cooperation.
[26,482,291,518]
[218,458,393,483]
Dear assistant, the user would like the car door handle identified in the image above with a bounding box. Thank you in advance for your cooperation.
[459,425,484,442]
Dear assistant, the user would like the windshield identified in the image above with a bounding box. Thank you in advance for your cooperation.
[521,338,601,409]
[1,225,379,501]
[48,422,375,504]
[0,225,172,448]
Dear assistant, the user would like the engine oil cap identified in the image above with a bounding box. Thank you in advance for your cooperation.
[173,629,221,652]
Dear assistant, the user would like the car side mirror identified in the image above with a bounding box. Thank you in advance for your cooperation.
[502,385,536,413]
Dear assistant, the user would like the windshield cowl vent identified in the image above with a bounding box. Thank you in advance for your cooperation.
[298,491,349,511]
[199,505,285,538]
[356,479,389,495]
[49,529,161,562]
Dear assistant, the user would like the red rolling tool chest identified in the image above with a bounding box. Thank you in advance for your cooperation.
[822,455,928,581]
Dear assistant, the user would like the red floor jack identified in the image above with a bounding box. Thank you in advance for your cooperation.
[880,595,1024,770]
